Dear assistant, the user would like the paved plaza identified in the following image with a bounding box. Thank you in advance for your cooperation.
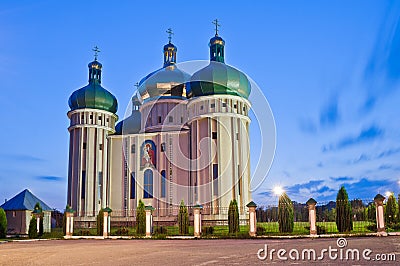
[0,237,399,265]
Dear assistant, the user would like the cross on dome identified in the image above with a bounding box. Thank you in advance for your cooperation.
[212,19,221,36]
[166,28,174,43]
[92,46,100,61]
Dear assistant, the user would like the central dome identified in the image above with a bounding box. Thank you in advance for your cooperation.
[138,65,190,101]
[137,38,190,102]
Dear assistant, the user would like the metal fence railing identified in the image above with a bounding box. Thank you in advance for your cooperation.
[68,199,400,236]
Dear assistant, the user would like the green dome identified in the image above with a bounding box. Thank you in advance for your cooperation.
[188,61,251,99]
[115,111,141,134]
[115,94,141,134]
[68,60,118,114]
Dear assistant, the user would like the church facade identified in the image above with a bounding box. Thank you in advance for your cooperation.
[67,28,252,225]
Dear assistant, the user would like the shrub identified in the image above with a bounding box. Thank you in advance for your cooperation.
[203,226,214,235]
[28,216,38,239]
[154,226,167,235]
[366,223,377,232]
[115,227,129,235]
[178,200,189,235]
[96,209,104,236]
[228,200,240,234]
[335,186,353,232]
[136,200,146,235]
[304,225,326,234]
[278,192,294,233]
[256,226,265,235]
[79,229,91,236]
[0,208,7,238]
[388,223,400,230]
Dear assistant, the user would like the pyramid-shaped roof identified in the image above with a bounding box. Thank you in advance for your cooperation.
[0,189,52,211]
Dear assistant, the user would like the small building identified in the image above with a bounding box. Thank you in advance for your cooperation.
[0,189,52,235]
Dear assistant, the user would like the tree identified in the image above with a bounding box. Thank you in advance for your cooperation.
[96,209,105,236]
[228,199,240,234]
[365,203,376,222]
[136,200,146,235]
[28,216,38,239]
[385,193,397,225]
[62,205,70,236]
[398,194,400,222]
[335,186,353,232]
[178,200,189,235]
[0,208,7,238]
[278,192,294,233]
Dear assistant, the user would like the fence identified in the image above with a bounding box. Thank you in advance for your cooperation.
[67,198,400,237]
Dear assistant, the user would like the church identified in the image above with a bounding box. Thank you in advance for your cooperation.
[67,23,252,226]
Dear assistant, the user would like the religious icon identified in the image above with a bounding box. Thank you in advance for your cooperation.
[141,140,156,168]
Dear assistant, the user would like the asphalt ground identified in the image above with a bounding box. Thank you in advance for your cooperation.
[0,236,399,265]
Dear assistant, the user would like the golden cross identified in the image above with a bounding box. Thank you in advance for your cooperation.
[166,28,174,43]
[93,46,100,61]
[212,19,221,36]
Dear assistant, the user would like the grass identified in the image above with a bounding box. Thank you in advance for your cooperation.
[257,222,309,235]
[41,227,64,239]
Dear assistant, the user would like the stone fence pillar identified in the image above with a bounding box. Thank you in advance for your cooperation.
[103,207,112,238]
[193,204,203,238]
[145,206,154,238]
[65,208,75,238]
[246,201,257,237]
[306,198,317,236]
[32,208,42,234]
[374,194,387,236]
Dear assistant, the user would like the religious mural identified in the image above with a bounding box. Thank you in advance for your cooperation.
[141,140,156,169]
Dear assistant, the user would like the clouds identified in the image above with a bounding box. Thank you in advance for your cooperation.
[35,176,64,182]
[322,124,383,152]
[258,176,399,204]
[319,95,340,128]
[361,4,400,113]
[0,153,44,163]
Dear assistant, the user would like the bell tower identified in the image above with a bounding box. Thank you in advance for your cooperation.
[67,47,118,219]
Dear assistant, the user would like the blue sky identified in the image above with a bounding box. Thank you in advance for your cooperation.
[0,1,400,210]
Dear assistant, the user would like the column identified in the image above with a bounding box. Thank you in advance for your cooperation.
[246,201,257,237]
[193,204,203,238]
[65,209,75,238]
[145,206,154,238]
[103,207,112,238]
[306,198,317,236]
[374,194,387,236]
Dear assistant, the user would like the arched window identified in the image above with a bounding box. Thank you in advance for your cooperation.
[143,169,153,198]
[161,170,166,198]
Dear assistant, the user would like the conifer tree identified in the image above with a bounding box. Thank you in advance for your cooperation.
[335,186,353,232]
[228,199,240,234]
[278,192,294,233]
[97,208,105,236]
[136,200,146,235]
[178,200,189,235]
[0,208,7,238]
[28,216,38,239]
[385,193,397,225]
